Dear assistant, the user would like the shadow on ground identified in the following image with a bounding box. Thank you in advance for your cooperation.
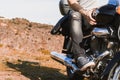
[6,60,68,80]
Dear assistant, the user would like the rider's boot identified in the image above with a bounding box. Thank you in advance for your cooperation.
[75,48,95,71]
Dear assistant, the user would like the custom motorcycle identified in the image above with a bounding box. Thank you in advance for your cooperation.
[50,5,120,80]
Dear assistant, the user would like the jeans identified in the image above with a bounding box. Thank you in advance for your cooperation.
[69,11,86,59]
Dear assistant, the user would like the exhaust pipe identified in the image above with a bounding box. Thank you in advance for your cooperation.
[51,51,79,72]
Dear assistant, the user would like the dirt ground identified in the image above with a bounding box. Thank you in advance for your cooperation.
[0,18,68,80]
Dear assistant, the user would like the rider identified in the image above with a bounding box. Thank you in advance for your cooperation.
[67,0,119,71]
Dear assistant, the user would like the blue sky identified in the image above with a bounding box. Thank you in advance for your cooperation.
[0,0,62,25]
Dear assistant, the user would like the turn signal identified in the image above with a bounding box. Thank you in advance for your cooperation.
[116,6,120,15]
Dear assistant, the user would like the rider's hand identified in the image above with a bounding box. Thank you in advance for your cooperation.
[79,9,97,25]
[116,6,120,15]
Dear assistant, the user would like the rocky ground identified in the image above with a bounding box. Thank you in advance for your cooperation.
[0,17,67,80]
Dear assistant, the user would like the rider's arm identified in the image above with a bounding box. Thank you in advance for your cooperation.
[67,0,86,15]
[67,0,96,25]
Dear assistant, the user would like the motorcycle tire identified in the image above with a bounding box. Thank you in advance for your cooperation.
[108,62,120,80]
[66,67,84,80]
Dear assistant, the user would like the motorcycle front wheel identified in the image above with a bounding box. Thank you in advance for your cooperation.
[108,62,120,80]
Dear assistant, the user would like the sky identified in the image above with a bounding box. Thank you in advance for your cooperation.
[0,0,62,25]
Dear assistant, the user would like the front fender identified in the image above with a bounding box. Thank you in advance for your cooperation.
[101,52,120,79]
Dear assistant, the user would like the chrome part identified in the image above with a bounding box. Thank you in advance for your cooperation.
[92,9,99,17]
[118,25,120,40]
[98,50,110,58]
[96,50,110,61]
[92,27,110,36]
[51,51,79,72]
[109,27,113,36]
[94,50,110,69]
[107,42,114,49]
[93,50,111,71]
[113,65,120,80]
[108,63,120,80]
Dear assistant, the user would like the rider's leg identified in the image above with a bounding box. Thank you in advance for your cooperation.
[70,11,84,58]
[70,11,95,71]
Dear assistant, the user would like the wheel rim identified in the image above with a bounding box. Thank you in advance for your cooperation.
[108,63,120,80]
[113,65,120,80]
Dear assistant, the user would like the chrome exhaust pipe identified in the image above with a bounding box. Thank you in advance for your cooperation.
[51,51,79,72]
[93,50,110,69]
[96,50,110,61]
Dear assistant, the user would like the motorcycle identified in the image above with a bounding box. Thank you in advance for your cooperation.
[50,5,120,80]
